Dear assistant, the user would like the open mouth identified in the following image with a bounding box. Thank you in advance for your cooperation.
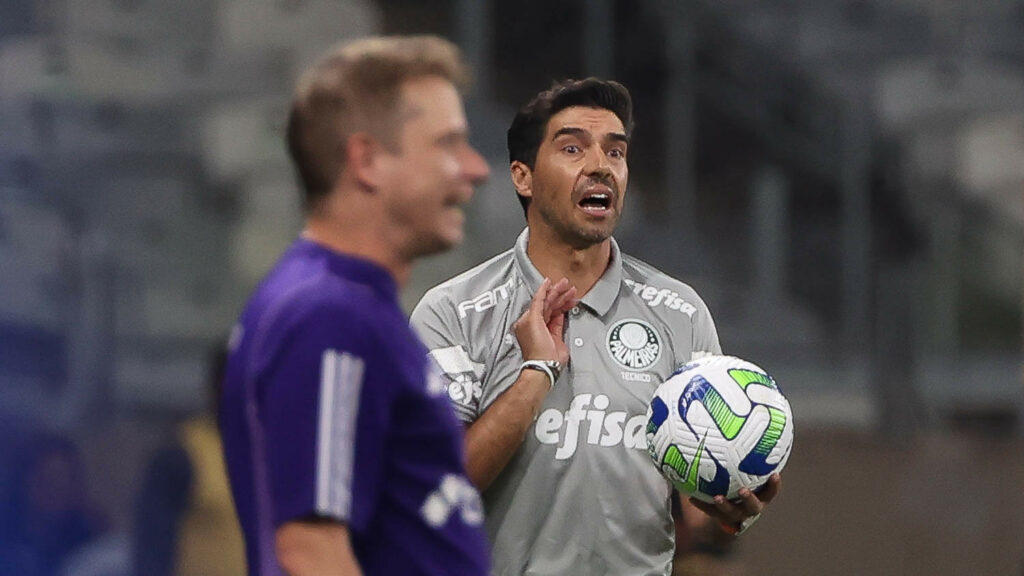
[578,191,613,214]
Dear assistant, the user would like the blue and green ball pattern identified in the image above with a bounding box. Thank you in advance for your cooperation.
[646,356,794,501]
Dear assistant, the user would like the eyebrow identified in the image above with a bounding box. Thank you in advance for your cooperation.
[436,128,469,146]
[551,126,628,144]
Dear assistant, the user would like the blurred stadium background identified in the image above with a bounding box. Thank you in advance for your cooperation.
[0,1,1021,575]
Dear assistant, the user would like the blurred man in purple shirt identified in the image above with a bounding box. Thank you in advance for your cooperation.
[219,36,491,576]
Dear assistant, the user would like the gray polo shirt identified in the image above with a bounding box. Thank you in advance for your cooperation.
[411,229,721,576]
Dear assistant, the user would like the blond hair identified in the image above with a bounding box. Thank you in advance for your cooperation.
[286,35,469,211]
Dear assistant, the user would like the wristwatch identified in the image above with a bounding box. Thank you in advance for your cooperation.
[520,360,562,389]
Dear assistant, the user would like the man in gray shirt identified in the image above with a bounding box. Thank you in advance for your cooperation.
[411,78,780,576]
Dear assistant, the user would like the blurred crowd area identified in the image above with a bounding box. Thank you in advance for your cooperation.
[0,1,1022,575]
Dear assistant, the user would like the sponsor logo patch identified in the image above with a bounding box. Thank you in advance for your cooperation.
[456,278,515,318]
[420,474,483,528]
[428,346,484,407]
[425,365,447,398]
[534,393,649,460]
[606,319,661,371]
[623,279,698,318]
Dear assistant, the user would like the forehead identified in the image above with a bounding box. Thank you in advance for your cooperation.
[544,106,625,139]
[397,75,467,135]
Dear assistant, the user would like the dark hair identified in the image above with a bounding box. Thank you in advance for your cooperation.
[286,35,469,212]
[506,78,634,213]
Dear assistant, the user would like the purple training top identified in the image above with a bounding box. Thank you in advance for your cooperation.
[220,238,489,576]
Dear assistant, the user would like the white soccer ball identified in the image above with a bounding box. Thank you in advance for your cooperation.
[645,355,794,503]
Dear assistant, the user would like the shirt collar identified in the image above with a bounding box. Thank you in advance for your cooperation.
[511,227,623,317]
[294,238,399,302]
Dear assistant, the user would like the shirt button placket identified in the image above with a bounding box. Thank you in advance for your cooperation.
[567,305,583,348]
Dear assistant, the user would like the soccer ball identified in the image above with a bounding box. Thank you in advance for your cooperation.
[645,355,794,503]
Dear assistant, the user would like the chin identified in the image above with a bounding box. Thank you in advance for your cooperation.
[439,232,463,250]
[417,229,463,257]
[442,222,465,246]
[575,224,615,245]
[573,212,618,239]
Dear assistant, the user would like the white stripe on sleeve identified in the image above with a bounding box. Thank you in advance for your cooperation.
[315,349,365,520]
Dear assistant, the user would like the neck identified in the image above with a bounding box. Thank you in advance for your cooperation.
[525,225,611,298]
[303,208,412,289]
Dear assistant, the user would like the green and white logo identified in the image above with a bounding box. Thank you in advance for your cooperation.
[606,319,661,371]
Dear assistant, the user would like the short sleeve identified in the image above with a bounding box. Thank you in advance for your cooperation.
[259,303,389,532]
[410,290,484,423]
[690,294,722,360]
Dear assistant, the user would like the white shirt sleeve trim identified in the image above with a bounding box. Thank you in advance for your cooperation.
[315,349,365,520]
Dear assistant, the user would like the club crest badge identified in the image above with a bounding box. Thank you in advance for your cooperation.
[606,319,661,371]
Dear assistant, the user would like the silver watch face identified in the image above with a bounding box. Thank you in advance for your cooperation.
[544,361,561,378]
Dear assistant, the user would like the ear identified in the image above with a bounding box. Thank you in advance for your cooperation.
[510,161,533,199]
[346,132,384,191]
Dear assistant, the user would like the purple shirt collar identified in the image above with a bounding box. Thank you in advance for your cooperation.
[293,238,399,302]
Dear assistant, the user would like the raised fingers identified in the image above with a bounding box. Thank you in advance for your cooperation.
[530,278,551,318]
[544,278,576,319]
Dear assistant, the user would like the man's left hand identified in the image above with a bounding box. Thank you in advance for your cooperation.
[688,473,782,535]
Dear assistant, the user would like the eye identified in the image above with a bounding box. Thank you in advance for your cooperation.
[563,144,581,154]
[438,132,466,149]
[608,148,625,159]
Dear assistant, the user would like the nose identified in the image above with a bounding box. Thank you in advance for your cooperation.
[583,146,611,177]
[462,145,491,186]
